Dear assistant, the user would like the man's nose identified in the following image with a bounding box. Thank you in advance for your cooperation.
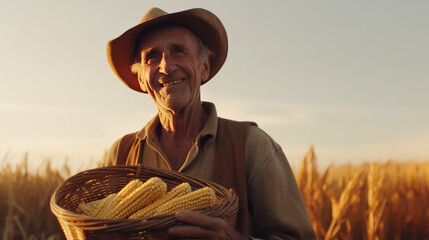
[159,53,175,75]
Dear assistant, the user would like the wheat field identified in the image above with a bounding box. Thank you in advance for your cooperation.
[1,149,428,240]
[297,146,429,240]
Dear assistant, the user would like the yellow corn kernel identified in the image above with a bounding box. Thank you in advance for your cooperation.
[154,186,217,216]
[128,182,192,219]
[95,179,143,218]
[117,179,144,198]
[102,177,167,219]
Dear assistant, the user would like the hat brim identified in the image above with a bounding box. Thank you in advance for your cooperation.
[107,8,228,93]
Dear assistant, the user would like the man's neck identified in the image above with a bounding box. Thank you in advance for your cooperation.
[157,102,207,148]
[156,102,208,170]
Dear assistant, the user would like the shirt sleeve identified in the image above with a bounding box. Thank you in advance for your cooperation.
[245,126,316,240]
[100,138,121,167]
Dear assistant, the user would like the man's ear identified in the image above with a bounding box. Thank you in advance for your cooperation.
[132,63,147,92]
[139,78,147,92]
[200,55,211,84]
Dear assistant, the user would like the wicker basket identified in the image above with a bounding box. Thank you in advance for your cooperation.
[50,165,238,240]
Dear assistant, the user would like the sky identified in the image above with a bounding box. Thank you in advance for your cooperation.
[1,0,428,173]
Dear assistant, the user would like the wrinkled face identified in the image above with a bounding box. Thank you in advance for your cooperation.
[135,25,210,113]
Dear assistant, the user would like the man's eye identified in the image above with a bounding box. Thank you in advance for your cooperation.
[145,55,159,64]
[173,47,185,54]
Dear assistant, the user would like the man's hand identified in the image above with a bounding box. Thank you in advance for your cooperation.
[167,210,247,240]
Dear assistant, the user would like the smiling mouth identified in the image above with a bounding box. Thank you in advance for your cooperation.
[162,79,184,87]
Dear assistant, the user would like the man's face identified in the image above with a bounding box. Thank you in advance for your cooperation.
[136,25,210,113]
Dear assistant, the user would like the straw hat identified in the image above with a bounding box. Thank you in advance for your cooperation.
[107,7,228,93]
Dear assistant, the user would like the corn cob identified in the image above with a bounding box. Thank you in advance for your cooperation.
[99,177,167,219]
[128,182,192,219]
[154,186,217,216]
[86,193,117,217]
[94,179,143,218]
[76,198,104,216]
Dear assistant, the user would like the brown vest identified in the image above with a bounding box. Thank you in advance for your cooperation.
[116,118,255,235]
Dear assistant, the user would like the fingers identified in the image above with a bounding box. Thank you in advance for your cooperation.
[168,224,215,239]
[174,210,223,230]
[167,211,245,240]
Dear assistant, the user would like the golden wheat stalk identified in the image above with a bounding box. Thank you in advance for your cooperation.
[367,162,387,240]
[325,170,364,240]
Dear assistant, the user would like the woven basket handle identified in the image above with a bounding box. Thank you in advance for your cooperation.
[135,164,144,179]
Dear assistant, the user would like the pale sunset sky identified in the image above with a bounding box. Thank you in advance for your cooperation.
[1,0,428,173]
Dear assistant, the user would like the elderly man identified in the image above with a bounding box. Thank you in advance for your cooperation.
[103,7,316,240]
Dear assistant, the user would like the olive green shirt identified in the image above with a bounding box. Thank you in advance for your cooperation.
[103,102,316,239]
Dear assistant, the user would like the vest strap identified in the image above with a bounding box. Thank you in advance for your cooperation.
[117,131,139,165]
[212,117,255,235]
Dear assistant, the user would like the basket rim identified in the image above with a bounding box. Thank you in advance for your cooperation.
[50,165,238,232]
